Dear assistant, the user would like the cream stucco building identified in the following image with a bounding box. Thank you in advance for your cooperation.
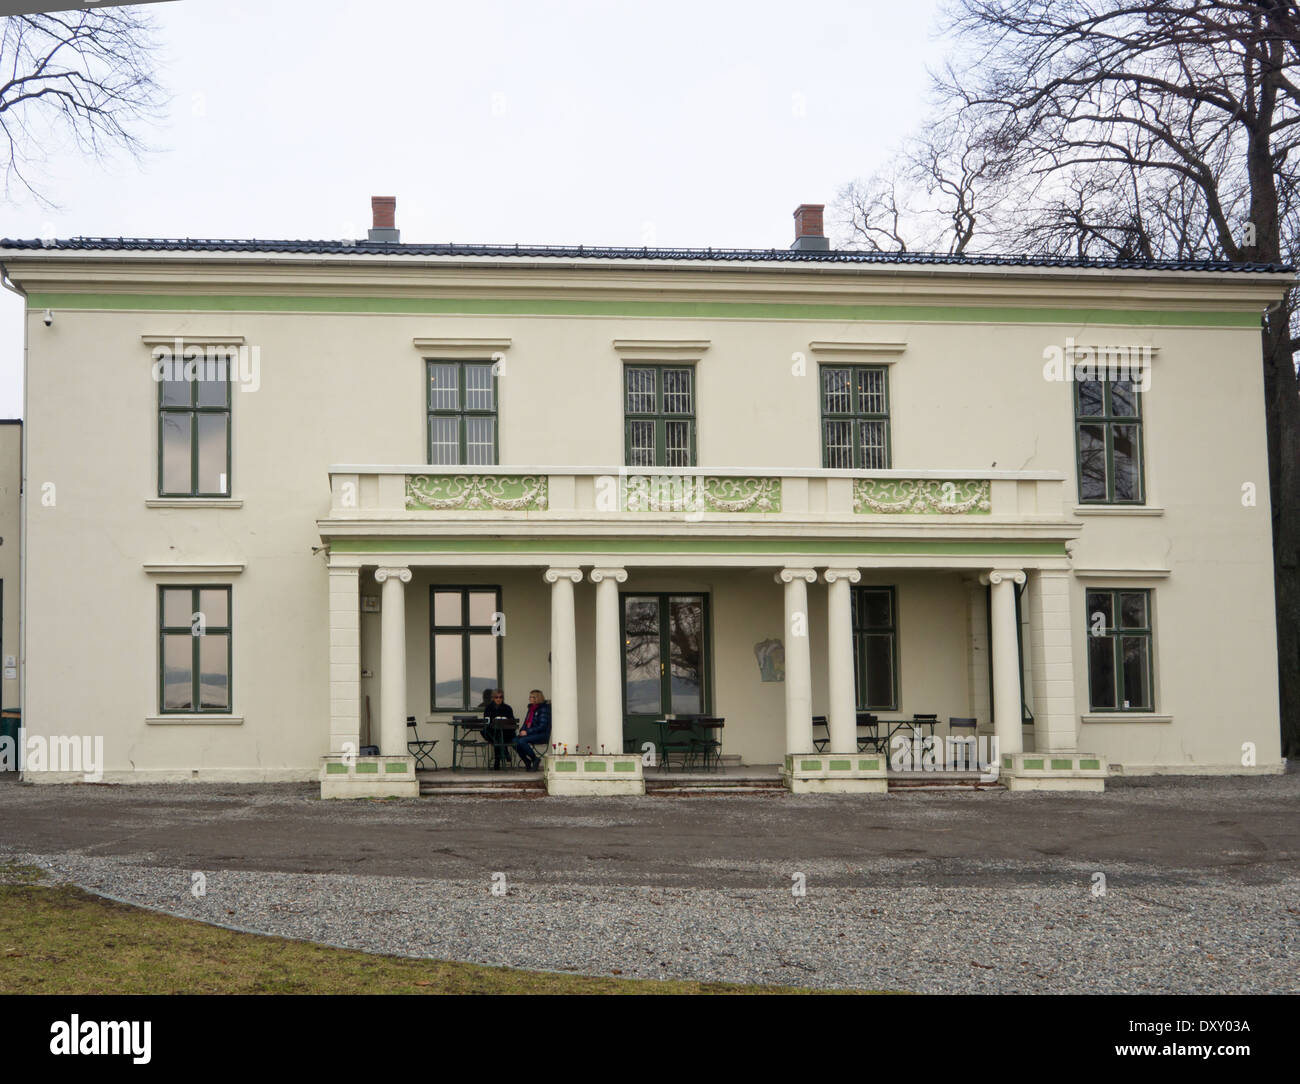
[0,200,1290,793]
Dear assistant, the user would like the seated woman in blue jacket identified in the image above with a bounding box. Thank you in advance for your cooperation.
[513,690,551,770]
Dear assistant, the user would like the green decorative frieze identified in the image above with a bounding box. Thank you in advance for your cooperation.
[406,474,549,512]
[854,478,991,515]
[622,475,782,513]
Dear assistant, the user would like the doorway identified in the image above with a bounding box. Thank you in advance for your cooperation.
[621,593,710,751]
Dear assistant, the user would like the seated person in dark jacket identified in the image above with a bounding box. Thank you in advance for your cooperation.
[482,689,517,769]
[513,690,551,770]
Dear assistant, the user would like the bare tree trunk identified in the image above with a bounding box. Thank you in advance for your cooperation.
[1263,308,1300,756]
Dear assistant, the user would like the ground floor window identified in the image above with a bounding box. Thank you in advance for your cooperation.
[1085,587,1153,711]
[852,585,898,711]
[430,586,502,710]
[159,586,232,713]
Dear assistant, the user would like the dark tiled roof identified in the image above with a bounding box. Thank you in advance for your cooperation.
[0,236,1292,273]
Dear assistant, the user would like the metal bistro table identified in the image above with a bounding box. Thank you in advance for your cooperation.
[885,714,941,749]
[450,713,490,770]
[659,714,726,771]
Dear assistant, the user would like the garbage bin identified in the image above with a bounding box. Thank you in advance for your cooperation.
[0,709,19,771]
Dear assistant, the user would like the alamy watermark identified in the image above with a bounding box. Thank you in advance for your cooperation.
[1042,338,1153,392]
[890,730,1000,782]
[0,728,104,781]
[151,339,261,393]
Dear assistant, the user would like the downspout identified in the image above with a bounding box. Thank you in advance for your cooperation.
[1,262,26,775]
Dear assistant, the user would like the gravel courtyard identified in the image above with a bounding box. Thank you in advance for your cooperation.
[2,772,1297,993]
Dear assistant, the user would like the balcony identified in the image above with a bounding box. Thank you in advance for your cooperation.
[320,466,1076,547]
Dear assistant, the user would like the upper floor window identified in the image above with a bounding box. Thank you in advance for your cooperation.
[159,353,230,497]
[1075,372,1143,503]
[427,361,497,466]
[822,366,890,469]
[159,585,232,713]
[624,365,696,467]
[1085,587,1153,711]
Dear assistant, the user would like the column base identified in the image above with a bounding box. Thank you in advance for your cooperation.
[544,753,645,796]
[999,751,1108,792]
[782,753,888,794]
[320,754,419,799]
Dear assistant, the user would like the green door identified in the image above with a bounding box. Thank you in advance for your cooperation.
[621,593,710,754]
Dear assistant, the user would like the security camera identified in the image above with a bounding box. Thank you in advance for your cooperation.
[42,309,52,327]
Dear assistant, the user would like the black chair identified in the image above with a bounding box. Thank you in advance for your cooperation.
[451,716,490,769]
[948,718,978,770]
[691,717,725,771]
[487,720,519,770]
[658,720,697,771]
[856,712,884,753]
[911,713,940,739]
[406,716,439,770]
[812,715,830,752]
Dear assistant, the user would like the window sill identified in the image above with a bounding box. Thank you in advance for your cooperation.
[146,498,243,508]
[146,714,243,725]
[1073,505,1163,516]
[1081,713,1172,724]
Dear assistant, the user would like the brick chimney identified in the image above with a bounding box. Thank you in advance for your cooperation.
[791,203,829,251]
[368,196,399,243]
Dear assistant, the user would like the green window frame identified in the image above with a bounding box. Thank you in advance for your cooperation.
[159,585,232,714]
[1085,587,1154,712]
[1074,370,1144,504]
[426,360,498,466]
[624,365,696,467]
[158,351,231,497]
[821,365,890,469]
[430,586,503,711]
[851,585,898,711]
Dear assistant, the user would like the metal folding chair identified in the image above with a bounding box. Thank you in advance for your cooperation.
[812,715,830,752]
[855,712,884,753]
[406,716,439,770]
[948,717,979,770]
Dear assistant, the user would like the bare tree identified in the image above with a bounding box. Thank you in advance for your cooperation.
[928,0,1300,755]
[835,110,1014,254]
[0,9,164,202]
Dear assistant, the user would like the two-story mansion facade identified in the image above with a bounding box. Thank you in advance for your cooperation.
[1,201,1290,791]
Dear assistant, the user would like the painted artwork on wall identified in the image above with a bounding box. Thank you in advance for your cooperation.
[754,638,784,682]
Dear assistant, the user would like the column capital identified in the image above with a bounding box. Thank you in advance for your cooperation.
[374,566,412,584]
[589,567,628,584]
[980,569,1026,586]
[774,567,818,585]
[544,567,584,584]
[823,568,862,585]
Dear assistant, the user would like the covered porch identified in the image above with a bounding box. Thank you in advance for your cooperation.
[317,466,1105,796]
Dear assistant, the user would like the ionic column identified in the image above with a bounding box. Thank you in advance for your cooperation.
[590,567,628,757]
[824,568,861,753]
[374,566,412,757]
[776,568,818,755]
[328,566,361,753]
[981,569,1026,756]
[545,568,584,750]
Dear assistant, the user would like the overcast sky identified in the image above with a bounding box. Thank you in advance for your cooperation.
[0,0,949,418]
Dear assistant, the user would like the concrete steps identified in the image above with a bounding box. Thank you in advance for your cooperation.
[888,772,1006,792]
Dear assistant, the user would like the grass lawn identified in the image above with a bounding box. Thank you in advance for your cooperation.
[0,863,821,994]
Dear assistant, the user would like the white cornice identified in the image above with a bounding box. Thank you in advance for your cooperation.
[141,334,245,347]
[808,340,907,360]
[412,336,511,357]
[1072,568,1172,578]
[142,563,245,574]
[612,338,711,361]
